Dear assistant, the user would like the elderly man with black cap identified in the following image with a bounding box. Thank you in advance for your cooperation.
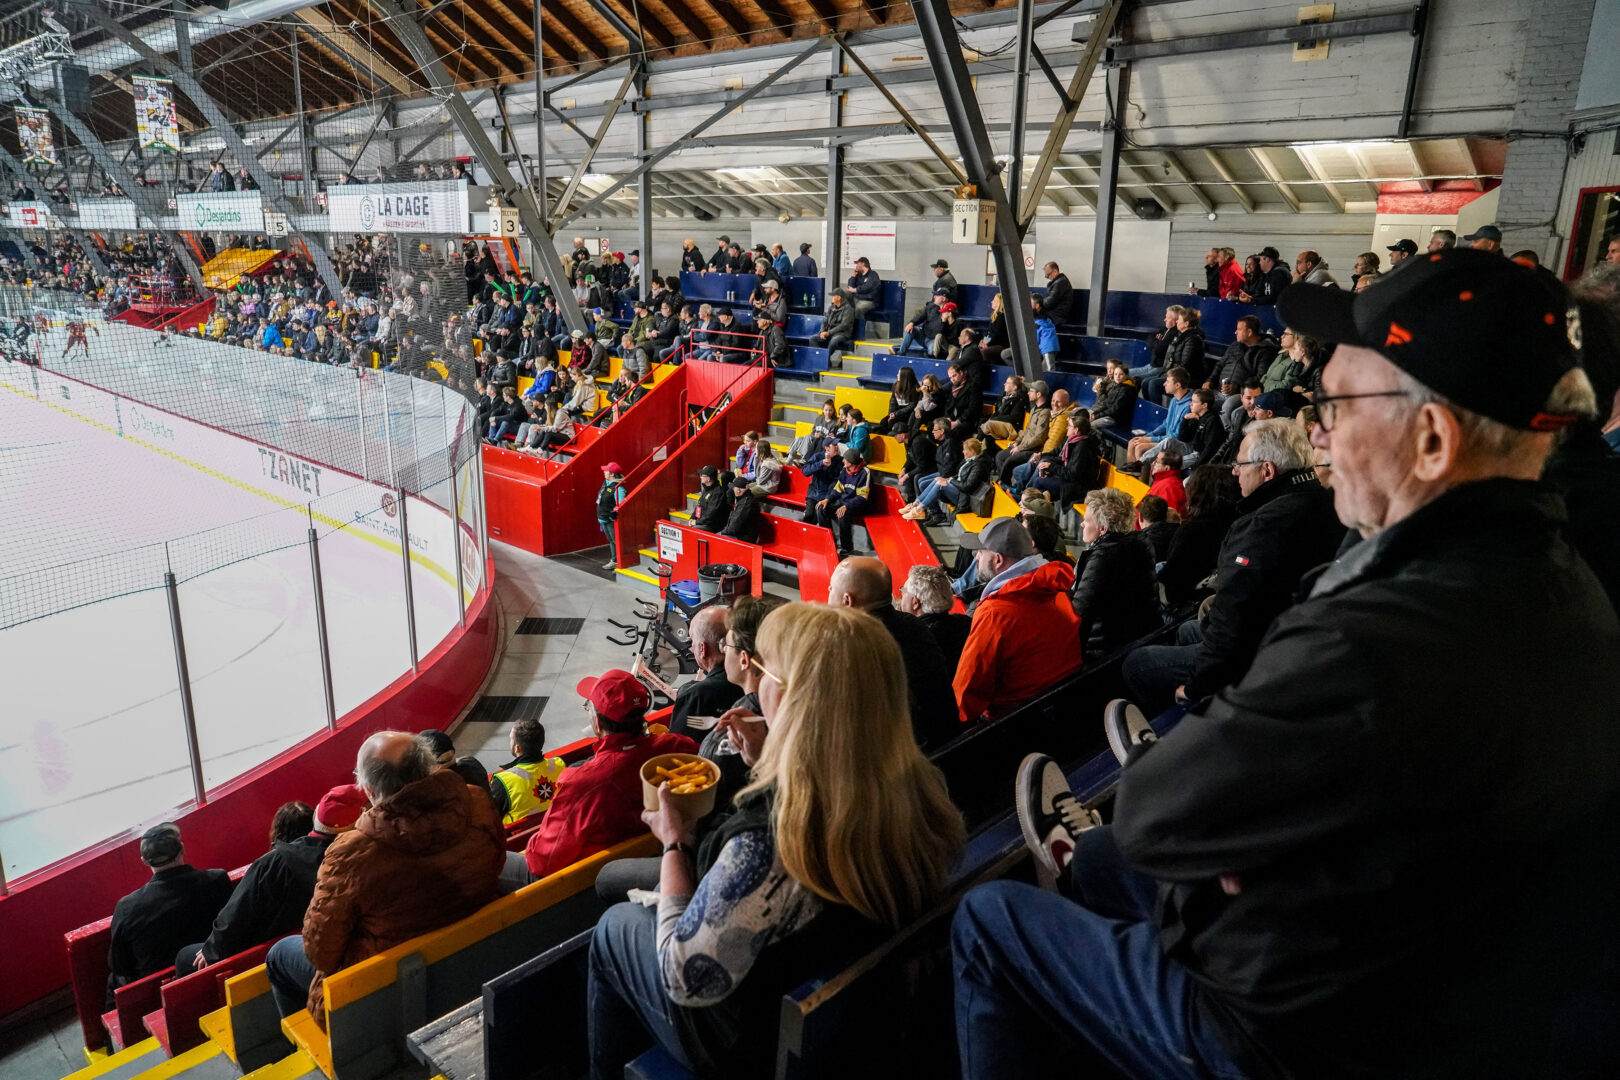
[1464,222,1504,254]
[108,823,236,998]
[951,249,1620,1080]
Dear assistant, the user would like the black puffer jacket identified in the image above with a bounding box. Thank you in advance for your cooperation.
[1070,529,1161,658]
[1115,480,1620,1080]
[1091,378,1139,427]
[1164,327,1208,385]
[691,483,731,532]
[950,453,992,499]
[200,834,333,964]
[1183,468,1342,699]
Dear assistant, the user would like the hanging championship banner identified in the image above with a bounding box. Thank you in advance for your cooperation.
[133,76,181,152]
[15,107,55,164]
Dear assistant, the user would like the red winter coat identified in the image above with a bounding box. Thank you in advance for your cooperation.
[302,768,504,1022]
[524,730,698,878]
[954,559,1085,723]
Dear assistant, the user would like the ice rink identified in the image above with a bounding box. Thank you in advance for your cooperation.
[0,342,467,883]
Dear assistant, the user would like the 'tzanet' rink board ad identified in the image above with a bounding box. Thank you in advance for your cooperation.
[0,358,477,605]
[326,181,470,234]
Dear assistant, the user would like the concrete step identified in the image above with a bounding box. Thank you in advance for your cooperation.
[850,338,899,359]
[837,353,874,375]
[772,380,820,405]
[62,1039,169,1080]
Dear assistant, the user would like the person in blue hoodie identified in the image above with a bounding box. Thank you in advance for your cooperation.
[1126,365,1194,469]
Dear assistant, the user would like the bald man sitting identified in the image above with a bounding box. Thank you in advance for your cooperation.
[827,557,959,749]
[264,731,504,1023]
[635,606,741,737]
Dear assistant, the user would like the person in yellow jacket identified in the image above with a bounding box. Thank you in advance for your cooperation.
[488,717,567,826]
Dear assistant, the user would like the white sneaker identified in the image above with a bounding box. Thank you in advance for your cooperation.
[1015,753,1100,892]
[1104,699,1157,766]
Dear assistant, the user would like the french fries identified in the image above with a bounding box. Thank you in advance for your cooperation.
[652,758,716,795]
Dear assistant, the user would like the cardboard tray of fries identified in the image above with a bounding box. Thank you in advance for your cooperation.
[640,753,722,817]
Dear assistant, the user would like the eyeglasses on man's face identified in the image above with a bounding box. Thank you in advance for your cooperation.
[1313,391,1411,433]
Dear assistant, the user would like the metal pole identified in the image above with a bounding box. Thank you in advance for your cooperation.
[308,526,339,730]
[291,31,314,207]
[825,46,845,318]
[636,68,654,303]
[476,439,490,572]
[164,570,208,805]
[1085,57,1126,338]
[534,0,547,222]
[356,371,370,481]
[448,445,467,626]
[397,487,420,672]
[1009,0,1035,215]
[382,376,397,488]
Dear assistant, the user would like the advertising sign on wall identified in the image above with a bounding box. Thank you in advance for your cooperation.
[175,191,265,232]
[73,199,140,231]
[133,76,181,152]
[326,181,470,234]
[5,200,55,229]
[840,220,897,270]
[15,107,55,164]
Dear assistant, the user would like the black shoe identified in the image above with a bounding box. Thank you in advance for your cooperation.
[1015,753,1100,892]
[1104,699,1157,765]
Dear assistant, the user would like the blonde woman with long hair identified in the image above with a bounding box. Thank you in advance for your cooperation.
[588,603,965,1078]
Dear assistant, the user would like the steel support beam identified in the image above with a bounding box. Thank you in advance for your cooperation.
[291,30,316,195]
[636,68,653,299]
[1202,148,1255,212]
[825,46,845,305]
[1397,0,1430,139]
[548,63,639,232]
[1250,146,1302,212]
[364,0,588,334]
[46,106,190,285]
[1111,9,1419,61]
[1084,56,1125,337]
[1022,0,1123,231]
[908,0,1039,378]
[86,9,343,300]
[557,37,829,227]
[0,140,111,279]
[837,37,968,186]
[1008,0,1035,215]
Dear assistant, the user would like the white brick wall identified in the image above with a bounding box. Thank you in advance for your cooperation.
[1495,0,1598,252]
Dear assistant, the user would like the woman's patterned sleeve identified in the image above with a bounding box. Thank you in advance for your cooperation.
[655,829,823,1007]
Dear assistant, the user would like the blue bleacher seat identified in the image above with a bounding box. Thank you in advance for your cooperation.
[781,346,831,378]
[783,313,825,343]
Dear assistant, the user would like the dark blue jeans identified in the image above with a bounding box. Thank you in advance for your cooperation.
[265,934,314,1018]
[588,901,694,1080]
[953,825,1245,1080]
[1122,620,1204,712]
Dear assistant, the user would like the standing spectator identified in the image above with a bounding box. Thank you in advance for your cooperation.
[265,732,503,1020]
[1193,247,1221,297]
[1464,224,1504,253]
[488,718,568,826]
[507,671,697,886]
[597,463,626,570]
[792,242,817,277]
[108,824,236,999]
[1214,246,1245,299]
[1071,487,1162,658]
[953,517,1084,723]
[1294,249,1339,287]
[1386,237,1418,270]
[1427,228,1457,253]
[680,238,705,274]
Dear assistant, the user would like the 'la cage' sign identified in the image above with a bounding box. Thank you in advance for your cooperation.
[327,182,470,234]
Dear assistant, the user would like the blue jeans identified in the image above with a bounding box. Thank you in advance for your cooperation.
[588,902,694,1080]
[918,477,963,511]
[952,557,981,597]
[894,329,930,356]
[1122,620,1203,712]
[265,934,314,1018]
[952,830,1244,1080]
[1010,460,1040,494]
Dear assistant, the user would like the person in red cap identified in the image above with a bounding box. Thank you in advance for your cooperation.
[173,785,366,975]
[598,462,625,570]
[503,671,696,888]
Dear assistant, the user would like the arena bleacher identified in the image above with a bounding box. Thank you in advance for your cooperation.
[4,1,1620,1079]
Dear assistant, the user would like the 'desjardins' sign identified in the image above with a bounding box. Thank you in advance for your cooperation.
[326,181,469,235]
[175,192,265,232]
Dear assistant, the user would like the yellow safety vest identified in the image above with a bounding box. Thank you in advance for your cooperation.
[494,758,567,825]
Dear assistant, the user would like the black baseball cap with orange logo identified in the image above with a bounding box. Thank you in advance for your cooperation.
[1278,248,1577,431]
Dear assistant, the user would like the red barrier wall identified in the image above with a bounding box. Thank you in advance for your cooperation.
[613,363,773,567]
[0,563,497,1022]
[484,366,691,556]
[649,520,766,596]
